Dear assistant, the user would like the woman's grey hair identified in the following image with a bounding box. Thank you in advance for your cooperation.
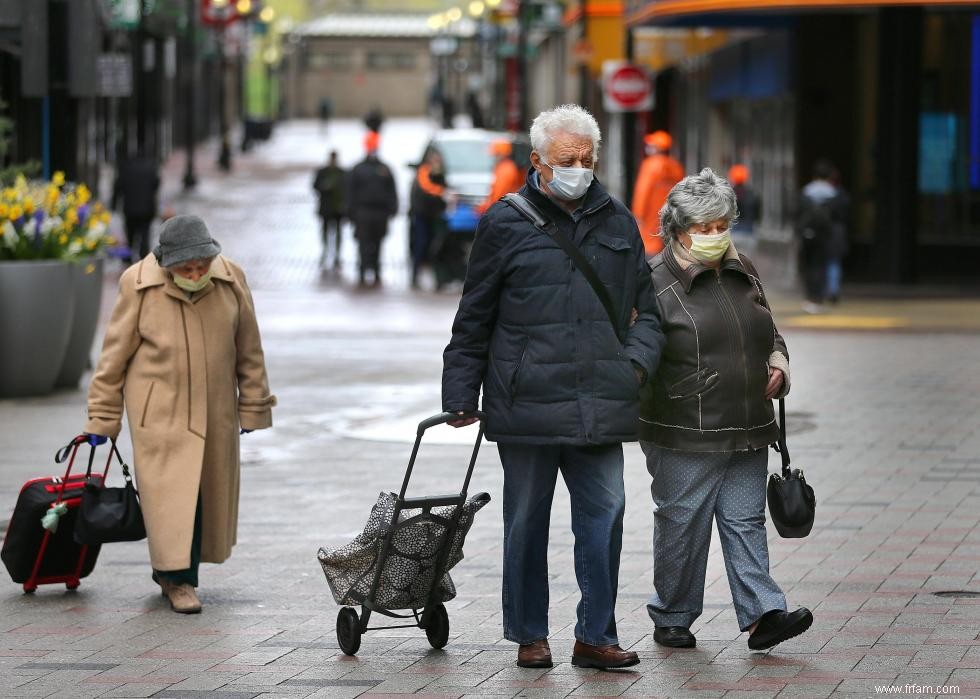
[659,167,739,243]
[530,104,602,157]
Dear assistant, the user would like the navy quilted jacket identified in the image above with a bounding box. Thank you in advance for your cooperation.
[442,176,664,445]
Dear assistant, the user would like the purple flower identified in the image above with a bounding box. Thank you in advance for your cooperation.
[34,210,44,225]
[77,204,89,225]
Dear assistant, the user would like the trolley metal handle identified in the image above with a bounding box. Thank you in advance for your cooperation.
[416,410,486,435]
[399,411,486,501]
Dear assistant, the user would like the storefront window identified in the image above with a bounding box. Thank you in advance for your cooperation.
[918,11,980,242]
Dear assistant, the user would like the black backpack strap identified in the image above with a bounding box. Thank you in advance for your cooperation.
[502,193,625,344]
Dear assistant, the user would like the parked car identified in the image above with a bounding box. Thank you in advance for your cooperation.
[410,129,530,290]
[421,129,531,234]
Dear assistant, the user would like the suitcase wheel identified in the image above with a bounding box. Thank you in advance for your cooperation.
[23,585,36,594]
[424,603,450,649]
[336,607,362,656]
[66,582,80,591]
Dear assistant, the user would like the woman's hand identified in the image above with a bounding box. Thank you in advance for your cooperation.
[764,367,785,400]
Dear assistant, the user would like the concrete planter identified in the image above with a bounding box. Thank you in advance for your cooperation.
[55,257,105,389]
[0,259,75,398]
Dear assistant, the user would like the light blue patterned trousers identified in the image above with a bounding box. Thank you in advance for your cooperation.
[640,442,787,632]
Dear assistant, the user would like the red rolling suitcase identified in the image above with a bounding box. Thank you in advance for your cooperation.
[1,435,110,593]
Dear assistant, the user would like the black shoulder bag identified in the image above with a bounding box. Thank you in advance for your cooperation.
[502,193,625,343]
[74,439,147,545]
[767,399,816,538]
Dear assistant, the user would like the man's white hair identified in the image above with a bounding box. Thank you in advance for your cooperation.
[530,104,602,157]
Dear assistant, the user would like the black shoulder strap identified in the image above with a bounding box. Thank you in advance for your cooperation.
[774,398,791,477]
[502,193,625,344]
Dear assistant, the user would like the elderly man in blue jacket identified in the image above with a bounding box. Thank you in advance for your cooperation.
[442,104,664,670]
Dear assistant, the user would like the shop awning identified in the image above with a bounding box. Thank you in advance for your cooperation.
[628,0,980,26]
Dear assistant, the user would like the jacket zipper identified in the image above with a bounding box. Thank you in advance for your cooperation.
[715,274,750,429]
[509,337,529,404]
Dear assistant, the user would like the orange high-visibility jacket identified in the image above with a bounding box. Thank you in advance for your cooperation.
[416,163,446,197]
[632,154,684,255]
[478,158,523,214]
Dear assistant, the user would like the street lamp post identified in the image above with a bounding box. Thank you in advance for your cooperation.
[182,0,198,189]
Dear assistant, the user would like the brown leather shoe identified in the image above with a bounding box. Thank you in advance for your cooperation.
[517,639,552,668]
[158,579,202,614]
[571,641,639,669]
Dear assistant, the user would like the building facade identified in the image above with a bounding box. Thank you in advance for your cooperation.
[283,14,475,120]
[626,0,980,285]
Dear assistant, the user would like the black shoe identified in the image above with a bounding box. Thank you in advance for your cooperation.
[748,608,813,651]
[653,626,696,648]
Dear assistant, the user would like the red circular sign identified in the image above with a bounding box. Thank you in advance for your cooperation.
[606,65,650,108]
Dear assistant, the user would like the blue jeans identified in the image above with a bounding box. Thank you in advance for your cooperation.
[497,442,625,646]
[826,258,842,299]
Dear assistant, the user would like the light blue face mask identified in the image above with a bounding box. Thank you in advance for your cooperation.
[540,159,594,201]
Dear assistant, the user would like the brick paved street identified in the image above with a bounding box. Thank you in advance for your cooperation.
[1,121,979,698]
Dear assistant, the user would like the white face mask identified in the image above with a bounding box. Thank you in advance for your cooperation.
[540,159,593,201]
[687,231,732,263]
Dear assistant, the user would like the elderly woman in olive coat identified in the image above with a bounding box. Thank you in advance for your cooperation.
[85,215,276,613]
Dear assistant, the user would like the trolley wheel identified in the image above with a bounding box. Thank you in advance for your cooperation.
[336,607,362,656]
[66,582,80,591]
[23,586,36,595]
[425,603,450,649]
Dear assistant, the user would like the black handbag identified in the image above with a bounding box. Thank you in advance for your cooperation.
[74,440,146,545]
[767,399,816,538]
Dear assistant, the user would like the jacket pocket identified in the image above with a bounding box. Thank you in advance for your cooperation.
[508,337,529,403]
[139,381,156,428]
[666,368,719,400]
[596,234,631,253]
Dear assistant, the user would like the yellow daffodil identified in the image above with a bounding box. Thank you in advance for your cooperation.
[59,234,69,245]
[85,239,96,250]
[14,174,27,190]
[52,171,66,187]
[46,185,58,204]
[2,188,15,202]
[9,205,23,220]
[76,184,91,205]
[0,203,7,218]
[23,198,35,214]
[65,208,79,226]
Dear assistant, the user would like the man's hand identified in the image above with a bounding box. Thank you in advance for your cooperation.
[84,433,107,446]
[240,428,253,435]
[448,411,479,428]
[764,367,785,400]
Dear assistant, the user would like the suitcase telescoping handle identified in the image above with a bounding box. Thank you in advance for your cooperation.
[399,411,486,501]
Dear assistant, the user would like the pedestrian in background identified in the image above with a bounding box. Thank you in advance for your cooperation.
[631,130,684,257]
[409,148,449,289]
[443,104,664,670]
[348,131,398,288]
[313,150,347,270]
[639,168,812,653]
[112,152,160,263]
[797,158,845,313]
[84,215,276,614]
[728,163,760,235]
[476,139,523,215]
[825,166,851,304]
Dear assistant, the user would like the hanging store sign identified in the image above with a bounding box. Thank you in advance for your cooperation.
[97,53,133,97]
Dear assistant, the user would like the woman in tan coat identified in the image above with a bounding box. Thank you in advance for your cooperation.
[85,215,276,613]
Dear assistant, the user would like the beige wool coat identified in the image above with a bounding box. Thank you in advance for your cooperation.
[85,254,276,570]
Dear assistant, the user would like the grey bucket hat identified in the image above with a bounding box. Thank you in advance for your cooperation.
[152,215,222,268]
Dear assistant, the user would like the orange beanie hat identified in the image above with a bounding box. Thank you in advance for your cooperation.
[728,164,750,185]
[644,130,672,151]
[364,130,380,152]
